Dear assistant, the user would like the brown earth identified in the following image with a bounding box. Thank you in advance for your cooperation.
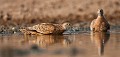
[0,0,120,26]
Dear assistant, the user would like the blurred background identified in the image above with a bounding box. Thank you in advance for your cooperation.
[0,0,120,26]
[0,0,120,57]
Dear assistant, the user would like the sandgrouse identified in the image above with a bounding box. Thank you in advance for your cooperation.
[20,22,71,35]
[90,9,110,32]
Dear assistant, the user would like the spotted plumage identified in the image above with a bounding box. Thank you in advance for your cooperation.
[90,9,110,32]
[20,22,71,35]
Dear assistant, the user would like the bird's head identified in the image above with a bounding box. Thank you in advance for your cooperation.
[62,22,72,30]
[97,9,104,16]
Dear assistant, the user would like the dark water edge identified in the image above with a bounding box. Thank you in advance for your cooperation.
[0,25,120,35]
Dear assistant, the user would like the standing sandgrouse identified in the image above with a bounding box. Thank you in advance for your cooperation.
[20,22,71,35]
[90,9,110,32]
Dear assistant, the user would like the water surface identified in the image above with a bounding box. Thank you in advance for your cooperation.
[0,32,120,57]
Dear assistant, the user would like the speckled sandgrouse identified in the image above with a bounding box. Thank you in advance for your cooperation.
[20,22,71,35]
[90,9,110,32]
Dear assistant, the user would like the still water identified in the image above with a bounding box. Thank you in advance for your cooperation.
[0,32,120,57]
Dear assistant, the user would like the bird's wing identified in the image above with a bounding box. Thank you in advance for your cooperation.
[31,23,55,34]
[103,17,110,30]
[105,22,110,30]
[101,22,110,31]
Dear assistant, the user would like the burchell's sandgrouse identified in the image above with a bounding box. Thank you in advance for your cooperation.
[20,22,71,35]
[90,9,110,32]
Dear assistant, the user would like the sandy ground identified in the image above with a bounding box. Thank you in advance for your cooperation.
[0,0,120,26]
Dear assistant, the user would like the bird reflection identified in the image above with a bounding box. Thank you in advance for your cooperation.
[90,32,110,56]
[21,35,73,48]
